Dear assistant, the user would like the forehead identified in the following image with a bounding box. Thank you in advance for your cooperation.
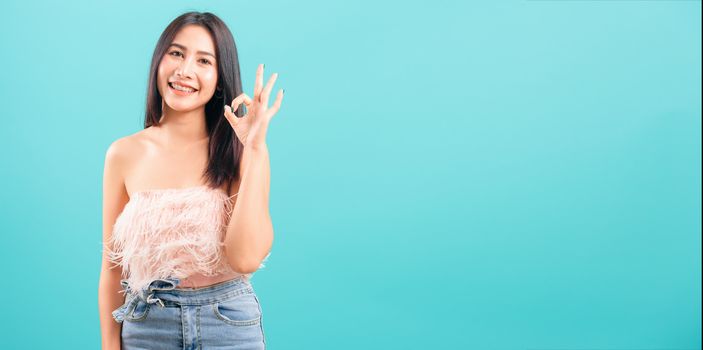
[171,25,215,54]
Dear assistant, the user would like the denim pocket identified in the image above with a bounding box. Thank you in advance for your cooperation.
[212,291,262,326]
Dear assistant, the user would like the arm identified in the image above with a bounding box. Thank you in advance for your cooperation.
[224,144,274,273]
[98,139,130,350]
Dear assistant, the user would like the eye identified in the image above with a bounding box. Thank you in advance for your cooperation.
[169,50,183,57]
[199,59,212,65]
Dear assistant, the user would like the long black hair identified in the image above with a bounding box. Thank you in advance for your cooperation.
[143,11,245,189]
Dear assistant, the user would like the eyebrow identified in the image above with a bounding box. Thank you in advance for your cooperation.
[168,43,216,59]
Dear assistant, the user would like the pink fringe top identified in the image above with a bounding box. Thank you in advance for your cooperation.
[103,185,269,294]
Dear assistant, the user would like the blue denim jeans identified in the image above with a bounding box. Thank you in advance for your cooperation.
[112,276,266,350]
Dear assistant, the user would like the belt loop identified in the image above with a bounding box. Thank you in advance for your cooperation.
[146,291,166,308]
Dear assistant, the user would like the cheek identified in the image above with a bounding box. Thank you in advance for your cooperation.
[201,69,217,88]
[157,62,173,84]
[158,57,179,74]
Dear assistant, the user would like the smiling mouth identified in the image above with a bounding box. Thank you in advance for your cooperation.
[168,82,198,93]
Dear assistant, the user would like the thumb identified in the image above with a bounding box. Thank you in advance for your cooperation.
[224,105,240,127]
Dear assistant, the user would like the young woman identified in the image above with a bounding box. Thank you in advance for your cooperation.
[97,11,283,350]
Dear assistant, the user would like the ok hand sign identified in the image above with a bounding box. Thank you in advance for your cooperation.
[223,64,284,150]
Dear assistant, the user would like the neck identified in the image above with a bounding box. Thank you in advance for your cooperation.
[157,105,209,144]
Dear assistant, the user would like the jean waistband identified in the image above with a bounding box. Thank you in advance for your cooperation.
[120,275,253,307]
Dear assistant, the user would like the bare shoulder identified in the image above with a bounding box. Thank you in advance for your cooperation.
[104,129,155,190]
[104,137,129,176]
[106,128,152,161]
[102,130,147,271]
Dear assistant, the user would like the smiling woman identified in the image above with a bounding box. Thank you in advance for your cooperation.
[158,27,219,108]
[98,10,282,350]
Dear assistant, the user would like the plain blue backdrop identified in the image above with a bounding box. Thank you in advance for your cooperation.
[0,0,700,349]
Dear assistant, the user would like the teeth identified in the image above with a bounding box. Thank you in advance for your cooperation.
[171,83,195,92]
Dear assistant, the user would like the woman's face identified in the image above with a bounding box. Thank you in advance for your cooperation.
[157,24,218,112]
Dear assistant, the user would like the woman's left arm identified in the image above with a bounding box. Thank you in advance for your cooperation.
[225,144,273,273]
[222,63,282,274]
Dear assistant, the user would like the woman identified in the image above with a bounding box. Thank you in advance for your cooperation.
[97,11,283,350]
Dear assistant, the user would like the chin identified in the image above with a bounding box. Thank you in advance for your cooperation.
[165,101,198,111]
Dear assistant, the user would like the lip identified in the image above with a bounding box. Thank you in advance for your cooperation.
[169,80,198,90]
[168,82,198,96]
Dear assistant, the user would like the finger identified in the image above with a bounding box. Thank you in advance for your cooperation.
[230,93,253,116]
[254,64,264,103]
[223,105,235,126]
[261,73,278,109]
[230,93,252,107]
[267,89,284,119]
[223,104,239,126]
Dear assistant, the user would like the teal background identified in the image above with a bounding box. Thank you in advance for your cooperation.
[0,0,700,349]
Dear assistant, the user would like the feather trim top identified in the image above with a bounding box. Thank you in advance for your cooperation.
[103,185,269,295]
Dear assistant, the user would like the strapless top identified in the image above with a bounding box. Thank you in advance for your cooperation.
[102,185,269,294]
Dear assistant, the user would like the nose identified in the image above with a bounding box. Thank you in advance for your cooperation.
[175,57,195,78]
